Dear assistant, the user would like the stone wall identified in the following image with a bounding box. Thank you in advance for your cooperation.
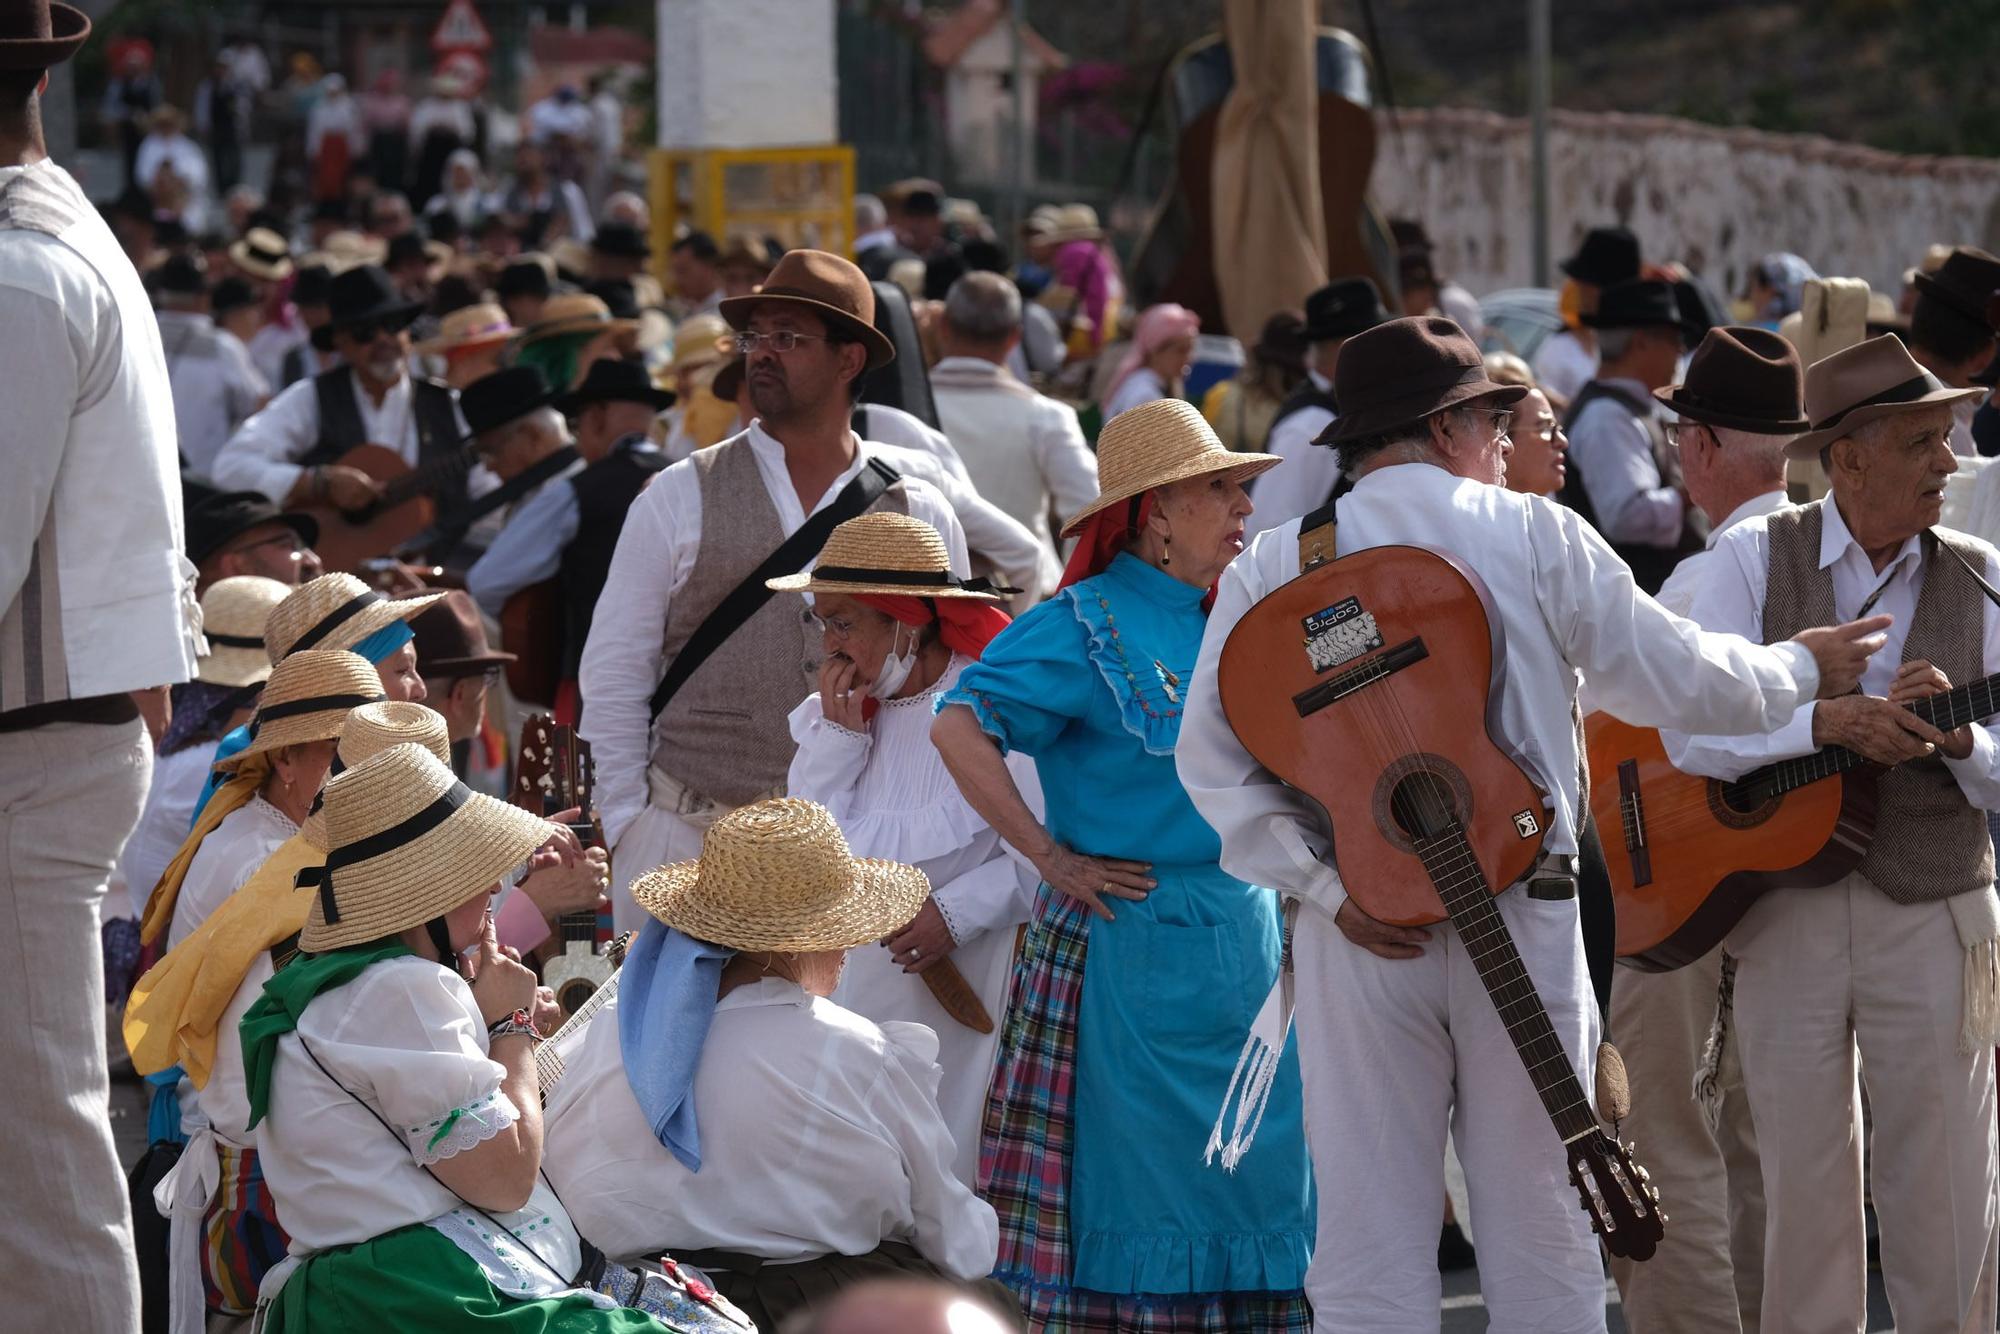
[1368,106,2000,299]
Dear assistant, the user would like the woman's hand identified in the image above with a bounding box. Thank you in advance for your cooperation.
[818,655,868,732]
[883,899,957,973]
[1037,843,1154,922]
[529,985,561,1036]
[467,915,538,1026]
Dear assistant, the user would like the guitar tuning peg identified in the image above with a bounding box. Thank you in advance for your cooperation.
[1659,1211,1670,1225]
[1635,1166,1650,1181]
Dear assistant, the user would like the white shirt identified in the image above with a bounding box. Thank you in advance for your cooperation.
[542,978,1000,1276]
[1102,366,1168,421]
[1248,368,1341,540]
[930,355,1100,554]
[855,402,972,485]
[1533,329,1598,405]
[210,368,480,504]
[166,794,297,950]
[1661,497,2000,809]
[1653,490,1791,617]
[1176,462,1818,919]
[158,310,268,478]
[132,132,210,225]
[1568,377,1687,547]
[116,746,216,921]
[528,96,594,144]
[578,423,970,847]
[199,952,274,1148]
[247,320,309,395]
[1952,396,1980,458]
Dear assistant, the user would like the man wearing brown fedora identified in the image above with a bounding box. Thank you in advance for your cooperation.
[1603,325,1810,1332]
[0,4,201,1326]
[1179,316,1887,1328]
[1907,245,2000,456]
[1663,332,2000,1333]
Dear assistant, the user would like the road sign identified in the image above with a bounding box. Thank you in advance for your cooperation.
[431,0,492,54]
[435,49,489,95]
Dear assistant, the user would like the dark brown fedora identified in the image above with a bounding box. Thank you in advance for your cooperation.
[1784,333,1983,459]
[0,0,90,70]
[1314,316,1528,446]
[1654,326,1810,435]
[1912,246,2000,326]
[718,248,896,370]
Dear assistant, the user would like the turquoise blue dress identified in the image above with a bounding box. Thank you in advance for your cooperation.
[941,553,1312,1328]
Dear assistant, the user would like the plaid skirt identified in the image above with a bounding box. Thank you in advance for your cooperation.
[978,884,1311,1333]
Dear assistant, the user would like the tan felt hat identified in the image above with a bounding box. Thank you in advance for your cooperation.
[629,798,929,954]
[214,650,384,771]
[300,701,452,850]
[1061,398,1280,539]
[301,744,553,952]
[264,573,443,663]
[1784,332,1984,459]
[718,249,896,371]
[196,576,291,689]
[767,512,1006,601]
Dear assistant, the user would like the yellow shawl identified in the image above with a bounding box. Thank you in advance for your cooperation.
[137,753,273,947]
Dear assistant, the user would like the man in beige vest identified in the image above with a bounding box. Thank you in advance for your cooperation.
[580,250,970,933]
[1665,333,2000,1333]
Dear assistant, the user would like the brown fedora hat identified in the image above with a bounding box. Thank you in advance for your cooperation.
[1912,246,2000,326]
[1784,333,1984,459]
[1315,316,1528,447]
[1654,326,1810,435]
[719,249,896,371]
[0,0,89,69]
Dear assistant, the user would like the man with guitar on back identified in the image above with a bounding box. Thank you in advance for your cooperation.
[1661,333,2000,1334]
[1177,317,1887,1331]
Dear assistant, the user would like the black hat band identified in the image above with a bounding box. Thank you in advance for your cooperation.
[292,592,382,651]
[811,564,1013,595]
[296,778,473,925]
[256,691,385,725]
[1809,373,1937,434]
[206,631,265,650]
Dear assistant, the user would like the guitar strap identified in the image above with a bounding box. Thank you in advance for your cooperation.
[1298,499,1338,571]
[403,446,581,560]
[647,458,900,722]
[1935,531,2000,612]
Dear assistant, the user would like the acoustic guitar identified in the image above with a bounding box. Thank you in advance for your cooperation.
[500,580,562,708]
[297,440,479,573]
[535,930,632,1098]
[1219,541,1663,1260]
[512,713,615,1019]
[1587,666,2000,970]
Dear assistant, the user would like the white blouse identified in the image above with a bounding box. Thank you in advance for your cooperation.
[116,745,212,921]
[255,956,605,1306]
[167,794,297,950]
[542,978,999,1280]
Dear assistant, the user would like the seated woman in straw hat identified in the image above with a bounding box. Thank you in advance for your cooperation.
[931,398,1314,1331]
[768,512,1039,1187]
[242,743,672,1332]
[542,798,1003,1330]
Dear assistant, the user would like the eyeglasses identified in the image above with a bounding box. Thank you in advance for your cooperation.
[1464,408,1514,440]
[1664,421,1702,447]
[736,330,830,355]
[225,530,308,560]
[810,612,857,640]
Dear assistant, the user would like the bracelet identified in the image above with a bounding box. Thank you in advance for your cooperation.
[488,1007,537,1043]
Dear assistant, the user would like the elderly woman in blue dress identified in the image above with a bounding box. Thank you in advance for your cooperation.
[930,399,1314,1332]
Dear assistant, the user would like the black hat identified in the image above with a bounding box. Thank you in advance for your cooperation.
[584,278,642,322]
[211,276,258,315]
[591,221,651,259]
[1253,309,1309,375]
[461,365,558,438]
[312,264,424,350]
[495,258,553,301]
[1654,325,1810,434]
[1316,316,1527,446]
[291,263,335,308]
[385,231,428,270]
[556,355,675,415]
[184,490,319,567]
[311,199,348,225]
[1582,278,1683,331]
[154,253,207,296]
[901,189,942,217]
[0,1,92,70]
[1913,246,2000,326]
[1302,276,1391,343]
[1560,226,1641,287]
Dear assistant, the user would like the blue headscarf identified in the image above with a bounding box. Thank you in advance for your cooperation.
[616,917,736,1172]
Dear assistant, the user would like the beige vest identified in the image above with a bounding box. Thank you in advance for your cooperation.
[1760,501,1994,904]
[650,439,910,806]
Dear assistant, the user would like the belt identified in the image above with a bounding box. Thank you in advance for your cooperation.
[1523,852,1580,901]
[0,692,140,733]
[646,762,782,830]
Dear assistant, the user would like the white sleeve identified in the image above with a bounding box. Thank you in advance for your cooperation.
[1246,411,1340,540]
[1939,549,2000,811]
[1176,530,1350,918]
[783,695,872,809]
[1568,404,1685,547]
[0,280,79,610]
[930,749,1043,944]
[1033,400,1100,534]
[875,444,1046,596]
[210,375,321,501]
[875,1023,1000,1280]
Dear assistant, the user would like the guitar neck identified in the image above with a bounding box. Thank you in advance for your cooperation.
[534,969,621,1092]
[1749,668,2000,798]
[1414,826,1598,1142]
[379,443,473,508]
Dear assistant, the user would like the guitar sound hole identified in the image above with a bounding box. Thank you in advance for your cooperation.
[1706,778,1778,830]
[1372,755,1473,853]
[556,979,598,1015]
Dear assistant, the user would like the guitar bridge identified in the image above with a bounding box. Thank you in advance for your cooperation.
[1293,638,1428,717]
[1616,758,1653,888]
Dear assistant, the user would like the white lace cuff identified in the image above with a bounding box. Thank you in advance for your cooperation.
[932,895,966,947]
[405,1088,519,1165]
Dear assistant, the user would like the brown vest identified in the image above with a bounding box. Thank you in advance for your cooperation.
[650,439,911,806]
[1760,502,1995,904]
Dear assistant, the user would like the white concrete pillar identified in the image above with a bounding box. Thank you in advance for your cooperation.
[655,0,836,149]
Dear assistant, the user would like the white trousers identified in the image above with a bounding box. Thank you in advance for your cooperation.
[1729,873,1999,1334]
[1606,949,1765,1333]
[1294,888,1607,1333]
[607,802,704,936]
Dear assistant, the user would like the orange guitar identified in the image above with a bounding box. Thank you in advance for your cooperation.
[1219,541,1662,1261]
[296,440,478,572]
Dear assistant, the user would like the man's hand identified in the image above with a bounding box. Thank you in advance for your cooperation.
[1334,898,1431,960]
[519,845,609,922]
[1887,659,1973,759]
[1793,615,1892,698]
[319,466,385,512]
[1811,693,1947,765]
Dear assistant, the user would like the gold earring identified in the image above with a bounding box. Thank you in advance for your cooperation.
[1161,532,1172,568]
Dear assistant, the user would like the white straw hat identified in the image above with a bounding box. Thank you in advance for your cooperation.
[300,701,452,850]
[629,798,929,953]
[1060,398,1280,539]
[301,743,554,952]
[214,650,385,771]
[767,512,1007,601]
[196,576,291,688]
[264,572,442,662]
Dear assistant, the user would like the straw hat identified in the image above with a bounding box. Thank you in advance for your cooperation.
[1060,399,1281,539]
[300,701,452,850]
[301,744,554,953]
[228,226,294,282]
[214,650,385,771]
[1048,203,1103,244]
[629,798,929,954]
[513,292,638,347]
[264,573,443,663]
[768,512,1005,601]
[414,302,514,358]
[666,312,730,384]
[196,576,291,689]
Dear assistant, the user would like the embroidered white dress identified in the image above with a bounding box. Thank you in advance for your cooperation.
[785,654,1041,1186]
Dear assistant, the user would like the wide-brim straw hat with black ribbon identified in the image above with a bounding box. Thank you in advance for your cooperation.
[1315,316,1530,448]
[718,248,897,372]
[299,701,453,851]
[0,0,90,67]
[228,226,294,283]
[301,743,553,953]
[1654,325,1811,435]
[264,572,442,663]
[214,649,386,771]
[1061,399,1281,540]
[511,292,638,348]
[1784,332,1985,459]
[767,512,1008,601]
[196,575,291,689]
[629,797,929,954]
[414,302,515,359]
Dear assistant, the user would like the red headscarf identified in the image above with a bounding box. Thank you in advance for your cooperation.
[852,594,1012,661]
[1057,492,1216,610]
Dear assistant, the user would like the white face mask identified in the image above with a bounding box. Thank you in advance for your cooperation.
[868,622,919,700]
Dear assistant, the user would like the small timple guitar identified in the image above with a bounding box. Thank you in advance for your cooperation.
[513,714,615,1019]
[535,930,632,1098]
[1219,533,1663,1260]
